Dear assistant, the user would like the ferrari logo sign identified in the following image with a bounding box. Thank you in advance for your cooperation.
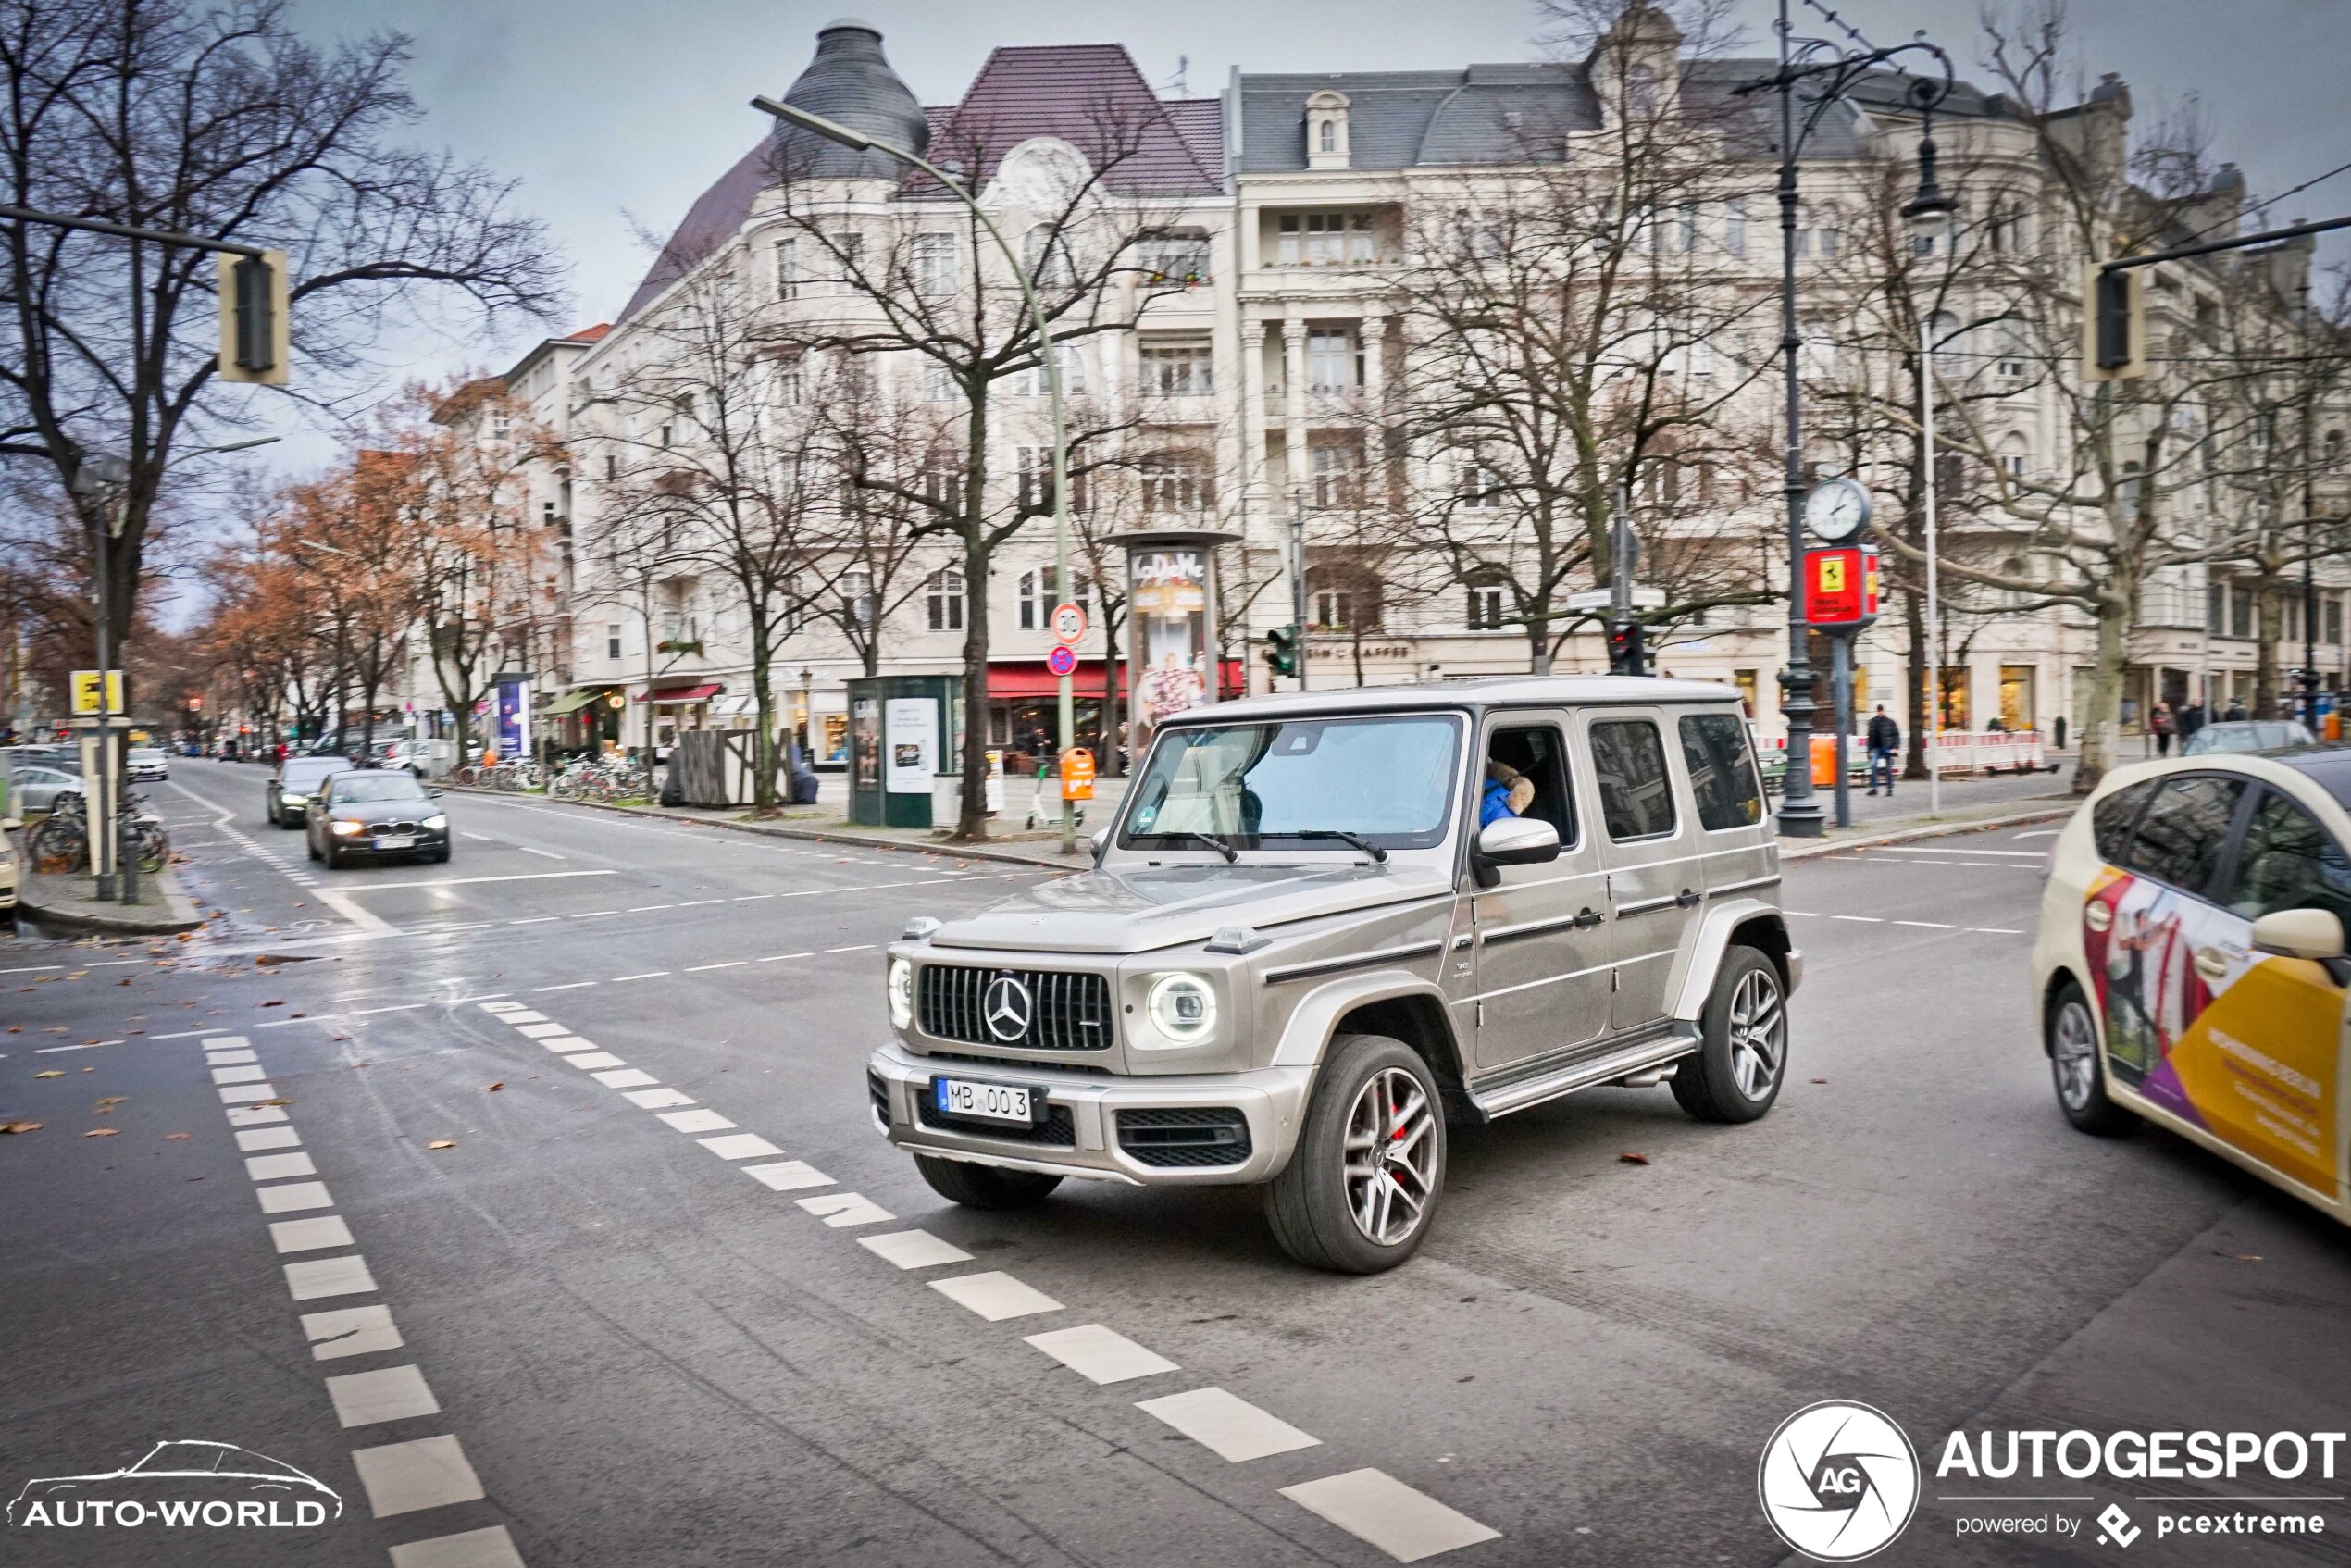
[71,669,124,716]
[1802,546,1879,629]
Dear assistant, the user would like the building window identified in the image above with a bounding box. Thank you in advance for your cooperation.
[913,233,956,299]
[775,238,799,301]
[922,358,955,403]
[2117,459,2143,517]
[919,460,963,511]
[1999,433,2030,481]
[1307,329,1360,394]
[1723,198,1747,259]
[606,625,623,660]
[1140,451,1214,514]
[2231,581,2255,640]
[775,355,804,404]
[1466,576,1508,630]
[1014,447,1088,514]
[2328,594,2344,648]
[1276,211,1375,266]
[1014,342,1087,399]
[841,568,875,629]
[1307,563,1381,632]
[1986,202,2026,255]
[1318,119,1337,154]
[1018,567,1088,628]
[1792,205,1839,259]
[604,454,617,482]
[1458,457,1504,508]
[1309,442,1361,509]
[1139,341,1213,396]
[1996,322,2030,380]
[1138,231,1212,285]
[926,569,965,633]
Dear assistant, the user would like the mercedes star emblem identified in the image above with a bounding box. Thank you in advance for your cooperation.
[983,974,1033,1042]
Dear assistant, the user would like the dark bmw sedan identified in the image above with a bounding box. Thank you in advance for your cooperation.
[305,769,450,868]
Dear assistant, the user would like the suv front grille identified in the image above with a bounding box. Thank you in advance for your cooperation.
[1115,1107,1253,1168]
[914,1088,1076,1147]
[918,965,1112,1052]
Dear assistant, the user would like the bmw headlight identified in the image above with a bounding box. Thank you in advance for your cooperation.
[281,792,306,804]
[423,815,448,830]
[330,818,365,836]
[887,957,914,1030]
[1146,973,1217,1043]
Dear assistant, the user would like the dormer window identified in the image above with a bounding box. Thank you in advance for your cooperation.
[1306,90,1350,170]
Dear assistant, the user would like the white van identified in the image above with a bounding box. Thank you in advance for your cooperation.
[381,737,456,778]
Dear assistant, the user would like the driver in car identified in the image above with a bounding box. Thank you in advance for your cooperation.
[1480,760,1536,828]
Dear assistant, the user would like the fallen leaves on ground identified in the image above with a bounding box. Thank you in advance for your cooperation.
[163,1133,191,1140]
[1810,1076,1828,1084]
[1618,1151,1651,1165]
[117,977,130,986]
[84,1128,118,1138]
[1,1121,41,1134]
[426,1139,456,1150]
[259,1097,292,1106]
[32,1070,64,1078]
[484,1082,503,1092]
[258,1000,283,1008]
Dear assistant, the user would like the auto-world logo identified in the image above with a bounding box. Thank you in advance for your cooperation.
[1760,1400,1922,1562]
[2097,1503,2141,1547]
[7,1441,342,1529]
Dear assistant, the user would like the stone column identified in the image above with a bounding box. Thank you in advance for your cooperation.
[1282,314,1309,508]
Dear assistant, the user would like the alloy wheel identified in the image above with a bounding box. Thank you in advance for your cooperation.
[1341,1065,1437,1247]
[2052,998,2098,1110]
[1727,967,1785,1101]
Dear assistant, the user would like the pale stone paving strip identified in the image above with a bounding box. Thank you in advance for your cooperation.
[199,1032,524,1566]
[481,1000,1505,1561]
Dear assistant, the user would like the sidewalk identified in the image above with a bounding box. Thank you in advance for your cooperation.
[14,863,206,935]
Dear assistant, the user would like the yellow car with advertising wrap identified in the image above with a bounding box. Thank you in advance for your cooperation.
[2033,749,2350,1222]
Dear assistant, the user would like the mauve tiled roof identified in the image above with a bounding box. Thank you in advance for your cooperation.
[619,40,1221,324]
[918,45,1222,198]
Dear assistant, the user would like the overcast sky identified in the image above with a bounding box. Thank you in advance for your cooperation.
[267,0,2349,464]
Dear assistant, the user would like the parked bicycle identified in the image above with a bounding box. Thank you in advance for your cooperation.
[550,753,651,803]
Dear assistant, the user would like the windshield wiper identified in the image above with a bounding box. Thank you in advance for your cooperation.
[1287,829,1388,863]
[1170,829,1238,863]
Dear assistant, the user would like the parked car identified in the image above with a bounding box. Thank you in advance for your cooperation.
[2032,749,2351,1228]
[0,815,18,912]
[376,736,455,778]
[6,765,81,815]
[868,676,1797,1273]
[2180,718,2315,756]
[265,756,352,827]
[305,769,449,867]
[126,746,170,782]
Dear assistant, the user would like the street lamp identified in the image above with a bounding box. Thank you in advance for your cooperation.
[752,93,1079,854]
[1737,8,1951,839]
[1901,110,1959,819]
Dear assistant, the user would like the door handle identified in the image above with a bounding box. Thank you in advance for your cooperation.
[1674,888,1699,909]
[2193,946,2231,983]
[1573,907,1603,928]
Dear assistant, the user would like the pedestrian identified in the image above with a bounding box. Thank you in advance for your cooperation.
[2179,700,2207,741]
[2225,696,2247,721]
[1865,704,1899,795]
[2150,701,2175,757]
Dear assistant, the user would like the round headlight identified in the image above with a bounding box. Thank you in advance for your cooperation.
[1146,973,1217,1042]
[887,957,914,1030]
[330,818,364,836]
[422,815,448,830]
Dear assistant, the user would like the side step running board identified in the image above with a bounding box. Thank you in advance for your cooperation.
[1467,1027,1702,1120]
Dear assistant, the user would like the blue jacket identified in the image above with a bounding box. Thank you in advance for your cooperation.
[1479,778,1516,828]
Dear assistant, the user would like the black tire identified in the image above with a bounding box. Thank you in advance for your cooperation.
[912,1153,1062,1209]
[2046,978,2137,1136]
[1672,945,1789,1125]
[1265,1034,1446,1274]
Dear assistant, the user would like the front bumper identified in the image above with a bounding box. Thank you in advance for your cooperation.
[335,828,447,856]
[866,1041,1315,1186]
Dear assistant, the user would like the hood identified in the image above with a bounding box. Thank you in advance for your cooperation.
[929,860,1453,955]
[329,797,435,823]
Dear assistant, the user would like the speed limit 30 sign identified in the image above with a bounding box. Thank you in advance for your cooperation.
[1051,602,1088,645]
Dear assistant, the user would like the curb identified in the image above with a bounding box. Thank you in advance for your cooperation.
[439,784,1076,871]
[1778,802,2077,861]
[16,865,206,935]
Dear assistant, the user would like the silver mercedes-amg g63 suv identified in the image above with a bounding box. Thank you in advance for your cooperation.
[869,677,1798,1273]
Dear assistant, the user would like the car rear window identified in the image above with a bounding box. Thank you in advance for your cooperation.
[2121,774,2243,896]
[1677,712,1762,831]
[1589,718,1677,840]
[2090,779,2158,863]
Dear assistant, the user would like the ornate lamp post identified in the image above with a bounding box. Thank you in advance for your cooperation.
[1738,4,1951,837]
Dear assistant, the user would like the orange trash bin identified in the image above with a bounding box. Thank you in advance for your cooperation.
[1810,733,1838,787]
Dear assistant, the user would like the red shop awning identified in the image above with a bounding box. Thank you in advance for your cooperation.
[988,660,1126,700]
[637,682,722,703]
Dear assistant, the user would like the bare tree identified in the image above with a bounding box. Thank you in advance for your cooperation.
[0,0,562,689]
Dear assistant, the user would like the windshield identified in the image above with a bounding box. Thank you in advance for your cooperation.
[1120,713,1464,852]
[2186,722,2310,754]
[328,774,428,803]
[282,761,343,785]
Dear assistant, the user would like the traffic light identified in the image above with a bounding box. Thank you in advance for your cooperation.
[2083,264,2144,381]
[218,248,290,384]
[1607,619,1647,677]
[1263,625,1300,678]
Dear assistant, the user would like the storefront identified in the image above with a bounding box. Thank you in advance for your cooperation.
[984,658,1242,777]
[637,681,721,755]
[541,687,626,753]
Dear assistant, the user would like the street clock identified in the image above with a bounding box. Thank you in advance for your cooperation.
[1803,477,1872,542]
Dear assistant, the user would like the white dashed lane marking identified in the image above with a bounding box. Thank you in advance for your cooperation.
[798,1192,894,1227]
[859,1230,973,1270]
[929,1271,1063,1322]
[1026,1325,1180,1386]
[1283,1470,1504,1562]
[1137,1388,1320,1462]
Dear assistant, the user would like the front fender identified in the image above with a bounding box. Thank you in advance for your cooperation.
[1267,970,1462,1071]
[1666,898,1792,1021]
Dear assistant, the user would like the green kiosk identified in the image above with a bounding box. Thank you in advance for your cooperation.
[845,674,962,828]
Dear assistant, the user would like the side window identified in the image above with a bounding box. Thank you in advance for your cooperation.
[2122,774,2243,896]
[1678,711,1762,830]
[2090,779,2158,864]
[1589,718,1676,840]
[2220,789,2351,927]
[1484,722,1575,843]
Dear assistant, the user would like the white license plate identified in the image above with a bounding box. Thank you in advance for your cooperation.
[374,835,416,850]
[935,1077,1033,1125]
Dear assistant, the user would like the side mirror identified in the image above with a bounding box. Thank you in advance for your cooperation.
[1475,815,1561,867]
[429,788,442,798]
[2251,907,2345,961]
[1088,827,1108,865]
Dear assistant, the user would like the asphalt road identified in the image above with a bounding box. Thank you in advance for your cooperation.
[1,760,2345,1568]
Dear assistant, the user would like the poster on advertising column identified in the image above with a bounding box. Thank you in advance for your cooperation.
[496,679,531,759]
[884,697,938,794]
